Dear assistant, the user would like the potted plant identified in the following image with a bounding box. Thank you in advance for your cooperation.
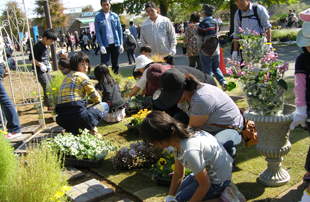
[110,141,162,169]
[227,28,295,186]
[126,109,152,132]
[48,129,116,168]
[34,97,44,126]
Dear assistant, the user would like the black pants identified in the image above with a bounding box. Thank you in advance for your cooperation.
[164,55,175,65]
[305,121,310,172]
[188,56,201,71]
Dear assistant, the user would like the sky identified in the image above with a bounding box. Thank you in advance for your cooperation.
[0,0,123,18]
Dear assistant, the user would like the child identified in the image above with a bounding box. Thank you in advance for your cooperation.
[140,45,152,57]
[58,49,68,59]
[219,36,227,53]
[140,111,234,202]
[123,29,137,65]
[58,58,70,75]
[29,28,56,111]
[56,52,109,135]
[94,64,126,122]
[6,52,18,70]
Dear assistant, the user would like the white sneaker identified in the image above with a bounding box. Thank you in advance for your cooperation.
[219,182,246,202]
[5,132,22,139]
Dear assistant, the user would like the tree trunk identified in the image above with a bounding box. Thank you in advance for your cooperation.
[159,1,167,16]
[230,0,238,35]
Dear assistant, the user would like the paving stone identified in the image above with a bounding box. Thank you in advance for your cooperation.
[66,179,114,202]
[41,125,64,133]
[117,198,133,202]
[65,167,86,182]
[30,132,58,142]
[10,133,32,144]
[21,125,41,134]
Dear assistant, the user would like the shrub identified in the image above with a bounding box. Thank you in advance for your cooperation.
[2,142,69,202]
[47,71,65,113]
[178,35,185,40]
[271,29,299,41]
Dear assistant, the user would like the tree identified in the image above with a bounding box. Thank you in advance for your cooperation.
[0,1,26,39]
[33,0,68,29]
[82,5,94,12]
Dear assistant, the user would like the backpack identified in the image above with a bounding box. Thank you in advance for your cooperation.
[201,20,219,55]
[127,35,136,46]
[238,4,263,31]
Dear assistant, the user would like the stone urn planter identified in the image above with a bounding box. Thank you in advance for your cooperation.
[243,104,295,186]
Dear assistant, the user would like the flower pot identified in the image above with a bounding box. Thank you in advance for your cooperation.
[125,123,140,133]
[125,109,140,116]
[64,156,104,168]
[153,176,172,187]
[52,114,57,122]
[38,118,44,126]
[243,104,295,186]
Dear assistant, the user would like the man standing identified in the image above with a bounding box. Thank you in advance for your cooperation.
[95,0,123,74]
[140,1,177,65]
[129,21,139,47]
[197,4,227,91]
[232,0,272,63]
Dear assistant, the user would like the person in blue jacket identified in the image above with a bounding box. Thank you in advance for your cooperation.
[95,0,123,74]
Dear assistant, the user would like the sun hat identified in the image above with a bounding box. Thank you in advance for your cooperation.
[57,49,67,55]
[134,55,153,72]
[123,29,131,35]
[201,4,215,14]
[146,63,173,96]
[297,21,310,47]
[299,8,310,22]
[152,68,186,110]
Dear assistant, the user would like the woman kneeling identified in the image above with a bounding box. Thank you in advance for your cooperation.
[140,111,233,202]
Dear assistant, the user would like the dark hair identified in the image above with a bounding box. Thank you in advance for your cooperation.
[132,67,142,79]
[91,31,94,34]
[190,12,200,23]
[302,47,309,54]
[6,52,11,58]
[145,1,156,10]
[43,28,57,40]
[183,74,202,91]
[204,11,213,17]
[293,10,296,12]
[69,52,91,74]
[94,63,117,85]
[289,10,292,12]
[59,58,70,69]
[140,45,152,53]
[130,21,133,25]
[101,0,110,5]
[140,110,190,144]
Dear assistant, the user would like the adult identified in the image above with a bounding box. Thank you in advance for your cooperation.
[153,68,244,158]
[61,34,66,49]
[183,12,202,70]
[183,19,188,30]
[137,24,141,39]
[74,31,79,49]
[197,4,227,91]
[129,21,138,43]
[232,0,272,63]
[217,17,223,31]
[65,31,71,52]
[140,1,177,65]
[0,33,22,139]
[286,10,293,28]
[95,0,123,74]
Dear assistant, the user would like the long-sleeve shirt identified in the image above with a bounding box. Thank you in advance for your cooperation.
[197,16,219,56]
[183,24,200,57]
[129,25,138,39]
[140,14,177,57]
[58,71,101,104]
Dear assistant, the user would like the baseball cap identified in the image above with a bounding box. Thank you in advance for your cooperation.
[58,49,67,55]
[201,4,215,14]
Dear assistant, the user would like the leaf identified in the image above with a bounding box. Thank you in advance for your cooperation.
[227,82,237,91]
[278,79,288,91]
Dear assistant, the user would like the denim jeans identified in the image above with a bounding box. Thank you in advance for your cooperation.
[199,53,225,85]
[175,173,231,201]
[37,72,52,107]
[214,129,242,157]
[0,63,21,133]
[126,48,136,64]
[100,44,120,74]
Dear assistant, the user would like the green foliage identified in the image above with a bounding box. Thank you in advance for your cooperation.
[178,35,184,40]
[108,68,123,84]
[47,71,64,112]
[121,77,135,98]
[81,5,94,12]
[271,29,299,41]
[2,142,69,202]
[0,133,17,200]
[150,149,176,178]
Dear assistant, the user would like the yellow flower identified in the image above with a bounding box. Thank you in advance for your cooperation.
[46,92,50,95]
[160,166,164,171]
[54,190,64,199]
[158,158,167,166]
[151,177,154,180]
[0,129,7,135]
[38,115,43,119]
[163,149,167,154]
[127,76,134,80]
[52,88,56,91]
[61,185,71,191]
[41,97,44,100]
[170,153,174,158]
[171,164,175,171]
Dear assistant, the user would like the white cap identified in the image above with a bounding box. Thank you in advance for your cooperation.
[57,49,67,55]
[134,55,153,72]
[123,29,131,35]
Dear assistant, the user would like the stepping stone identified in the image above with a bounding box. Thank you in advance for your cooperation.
[65,166,86,183]
[30,132,58,142]
[21,125,41,134]
[66,179,114,202]
[10,133,32,144]
[41,125,64,133]
[117,198,133,202]
[14,142,40,154]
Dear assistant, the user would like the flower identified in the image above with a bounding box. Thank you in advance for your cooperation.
[128,149,137,156]
[158,158,167,166]
[130,109,152,127]
[227,28,288,116]
[171,164,175,171]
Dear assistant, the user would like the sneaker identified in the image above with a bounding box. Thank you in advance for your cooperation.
[219,182,246,202]
[303,174,310,190]
[5,132,22,139]
[222,81,228,91]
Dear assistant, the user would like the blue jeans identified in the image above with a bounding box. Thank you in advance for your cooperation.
[176,173,231,201]
[214,129,242,157]
[0,63,21,133]
[100,44,120,74]
[199,53,225,85]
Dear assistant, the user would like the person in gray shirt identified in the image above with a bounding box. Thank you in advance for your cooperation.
[153,68,244,158]
[140,110,233,202]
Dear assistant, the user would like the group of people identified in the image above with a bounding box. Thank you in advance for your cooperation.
[286,9,299,28]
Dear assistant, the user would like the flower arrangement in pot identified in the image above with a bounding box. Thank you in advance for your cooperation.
[227,28,289,116]
[33,96,44,125]
[126,109,152,131]
[110,141,162,169]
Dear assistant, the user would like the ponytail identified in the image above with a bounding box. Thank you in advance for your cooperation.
[184,74,202,91]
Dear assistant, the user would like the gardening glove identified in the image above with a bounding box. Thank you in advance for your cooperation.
[232,51,238,61]
[46,63,52,73]
[100,46,106,54]
[127,96,131,101]
[165,195,176,202]
[266,43,273,51]
[169,46,176,56]
[40,64,47,72]
[119,44,124,54]
[290,106,307,130]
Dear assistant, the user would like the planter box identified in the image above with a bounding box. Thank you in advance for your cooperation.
[125,123,140,133]
[154,176,172,187]
[64,156,104,168]
[125,109,139,116]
